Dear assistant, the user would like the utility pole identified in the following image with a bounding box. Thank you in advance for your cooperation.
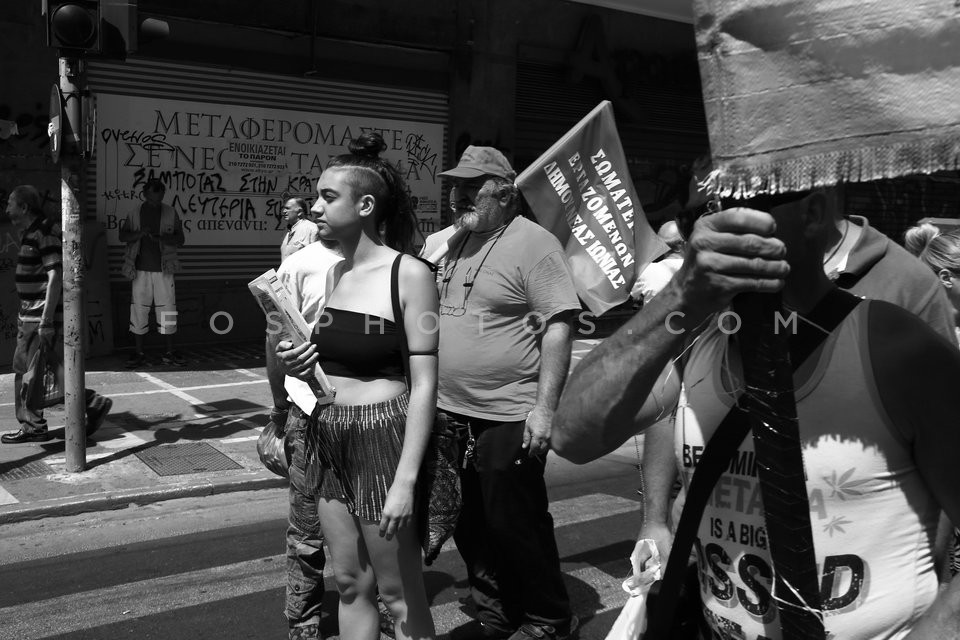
[43,0,170,471]
[58,56,87,472]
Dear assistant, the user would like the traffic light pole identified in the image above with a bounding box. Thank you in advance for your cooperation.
[59,56,87,472]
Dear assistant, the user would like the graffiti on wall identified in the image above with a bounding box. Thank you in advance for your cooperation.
[96,94,444,247]
[0,220,114,367]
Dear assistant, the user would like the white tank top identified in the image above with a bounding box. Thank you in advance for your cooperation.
[676,302,940,640]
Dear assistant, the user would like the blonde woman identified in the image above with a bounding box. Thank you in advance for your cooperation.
[914,226,960,578]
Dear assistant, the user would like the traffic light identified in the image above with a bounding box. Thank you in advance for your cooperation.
[44,1,99,52]
[42,0,168,58]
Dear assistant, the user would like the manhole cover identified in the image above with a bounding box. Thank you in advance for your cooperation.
[0,460,54,481]
[134,442,243,476]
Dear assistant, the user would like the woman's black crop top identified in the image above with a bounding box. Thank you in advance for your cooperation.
[311,307,404,378]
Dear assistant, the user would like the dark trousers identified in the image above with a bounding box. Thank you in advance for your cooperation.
[442,410,571,631]
[13,320,105,433]
[285,406,326,629]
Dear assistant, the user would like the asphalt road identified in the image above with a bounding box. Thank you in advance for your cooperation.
[0,434,648,640]
[0,336,651,639]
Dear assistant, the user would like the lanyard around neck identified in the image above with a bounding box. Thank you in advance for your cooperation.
[440,218,512,305]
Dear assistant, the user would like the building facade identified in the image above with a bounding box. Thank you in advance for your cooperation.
[2,0,953,363]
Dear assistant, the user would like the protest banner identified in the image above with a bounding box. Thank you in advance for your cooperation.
[697,0,960,196]
[677,3,960,639]
[516,101,667,315]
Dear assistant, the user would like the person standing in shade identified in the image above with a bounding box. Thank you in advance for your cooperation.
[119,178,185,368]
[421,146,580,640]
[2,185,112,444]
[280,197,320,263]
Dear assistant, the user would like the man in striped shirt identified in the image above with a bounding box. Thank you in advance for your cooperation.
[2,185,112,444]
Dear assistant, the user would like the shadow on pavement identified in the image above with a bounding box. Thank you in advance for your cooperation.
[84,340,267,374]
[84,409,269,470]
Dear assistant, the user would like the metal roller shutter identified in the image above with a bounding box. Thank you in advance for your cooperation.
[86,57,449,282]
[515,59,709,215]
[844,173,960,244]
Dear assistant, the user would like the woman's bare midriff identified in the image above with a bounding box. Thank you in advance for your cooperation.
[326,374,407,406]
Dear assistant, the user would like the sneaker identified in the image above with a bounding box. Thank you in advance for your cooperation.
[506,616,579,640]
[161,350,187,366]
[86,397,113,436]
[125,351,147,369]
[1,428,53,444]
[287,623,320,640]
[377,595,396,638]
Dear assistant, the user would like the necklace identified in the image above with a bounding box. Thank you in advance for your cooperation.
[823,220,849,267]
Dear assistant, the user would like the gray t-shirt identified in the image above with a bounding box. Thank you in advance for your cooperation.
[426,217,581,421]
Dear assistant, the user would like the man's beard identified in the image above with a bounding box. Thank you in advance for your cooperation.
[454,209,480,230]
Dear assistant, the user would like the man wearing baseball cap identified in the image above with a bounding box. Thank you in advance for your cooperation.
[421,147,580,640]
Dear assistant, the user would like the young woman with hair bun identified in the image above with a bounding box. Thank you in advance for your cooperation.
[277,131,438,640]
[904,222,941,258]
[912,227,960,341]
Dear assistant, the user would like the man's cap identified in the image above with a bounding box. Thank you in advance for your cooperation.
[439,146,516,181]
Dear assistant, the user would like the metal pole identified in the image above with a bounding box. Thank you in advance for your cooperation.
[59,56,86,473]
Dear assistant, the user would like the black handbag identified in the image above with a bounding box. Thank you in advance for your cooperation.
[391,255,462,565]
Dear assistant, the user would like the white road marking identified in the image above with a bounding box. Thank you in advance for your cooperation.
[0,379,269,407]
[219,435,261,444]
[437,493,639,554]
[0,486,19,506]
[134,372,223,413]
[133,373,263,429]
[96,430,148,450]
[45,452,118,464]
[227,365,264,380]
[219,418,264,443]
[0,492,635,639]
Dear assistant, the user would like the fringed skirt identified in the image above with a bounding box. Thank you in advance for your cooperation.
[305,393,408,522]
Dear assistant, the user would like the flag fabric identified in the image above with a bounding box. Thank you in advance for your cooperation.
[696,0,960,197]
[516,101,668,315]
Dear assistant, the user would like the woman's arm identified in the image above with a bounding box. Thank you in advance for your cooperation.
[380,255,440,538]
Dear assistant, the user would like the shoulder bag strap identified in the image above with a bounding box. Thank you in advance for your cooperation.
[646,288,861,638]
[390,254,411,389]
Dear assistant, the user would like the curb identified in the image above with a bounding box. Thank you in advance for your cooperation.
[0,474,289,526]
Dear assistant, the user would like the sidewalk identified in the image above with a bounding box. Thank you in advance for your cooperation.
[0,341,286,525]
[0,338,605,526]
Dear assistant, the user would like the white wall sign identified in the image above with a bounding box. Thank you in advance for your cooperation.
[96,94,444,246]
